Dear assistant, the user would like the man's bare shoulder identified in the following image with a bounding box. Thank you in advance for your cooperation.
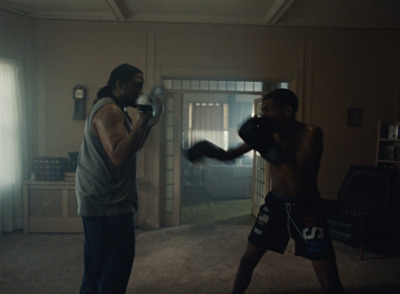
[298,123,323,151]
[93,103,123,123]
[306,123,323,139]
[92,103,124,136]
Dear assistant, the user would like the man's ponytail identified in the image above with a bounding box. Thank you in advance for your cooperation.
[97,85,112,99]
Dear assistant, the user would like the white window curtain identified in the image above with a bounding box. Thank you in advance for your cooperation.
[0,58,28,234]
[189,102,225,148]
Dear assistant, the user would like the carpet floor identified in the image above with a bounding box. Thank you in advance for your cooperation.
[1,186,399,294]
[1,225,400,294]
[181,185,255,226]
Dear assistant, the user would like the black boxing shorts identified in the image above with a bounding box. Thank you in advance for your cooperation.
[248,191,336,260]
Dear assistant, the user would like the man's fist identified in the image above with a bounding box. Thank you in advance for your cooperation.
[186,140,226,162]
[238,116,273,151]
[238,116,286,166]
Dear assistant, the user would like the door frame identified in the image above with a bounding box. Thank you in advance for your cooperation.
[158,75,302,227]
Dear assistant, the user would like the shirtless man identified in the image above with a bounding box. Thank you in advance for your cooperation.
[187,89,345,294]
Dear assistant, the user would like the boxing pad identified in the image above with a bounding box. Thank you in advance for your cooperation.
[148,85,165,126]
[136,91,153,114]
[186,140,226,162]
[238,116,286,166]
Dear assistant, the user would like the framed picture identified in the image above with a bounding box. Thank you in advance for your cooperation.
[347,108,362,127]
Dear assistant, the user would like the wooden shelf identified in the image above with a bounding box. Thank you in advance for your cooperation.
[377,159,400,165]
[379,138,400,142]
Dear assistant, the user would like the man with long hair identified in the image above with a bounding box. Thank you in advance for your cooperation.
[76,64,160,294]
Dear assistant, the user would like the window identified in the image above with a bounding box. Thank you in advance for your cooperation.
[164,79,286,93]
[0,57,26,233]
[182,91,257,161]
[178,79,289,165]
[188,101,228,149]
[0,59,23,186]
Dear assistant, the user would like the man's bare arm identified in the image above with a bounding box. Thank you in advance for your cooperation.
[92,104,151,167]
[221,143,253,161]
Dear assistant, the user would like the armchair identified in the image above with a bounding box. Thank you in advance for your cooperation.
[326,165,398,260]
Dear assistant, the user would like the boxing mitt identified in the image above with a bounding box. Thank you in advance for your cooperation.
[186,140,226,162]
[136,91,153,114]
[148,86,165,127]
[238,116,286,166]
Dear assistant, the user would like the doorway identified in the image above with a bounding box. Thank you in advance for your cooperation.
[180,91,258,225]
[160,78,290,227]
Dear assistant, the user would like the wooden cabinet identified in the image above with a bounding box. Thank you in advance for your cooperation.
[23,172,83,233]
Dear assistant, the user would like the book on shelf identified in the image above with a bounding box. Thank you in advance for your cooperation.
[64,172,76,182]
[33,157,67,181]
[380,142,400,161]
[380,122,400,139]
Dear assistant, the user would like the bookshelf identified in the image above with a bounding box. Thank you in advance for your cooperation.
[377,121,400,236]
[376,121,400,168]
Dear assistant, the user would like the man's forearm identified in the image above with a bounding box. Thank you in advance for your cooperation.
[111,113,151,166]
[221,144,253,161]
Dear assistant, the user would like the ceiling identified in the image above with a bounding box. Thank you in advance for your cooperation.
[1,0,400,30]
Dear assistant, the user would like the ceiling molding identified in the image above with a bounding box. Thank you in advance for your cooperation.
[0,0,399,29]
[106,0,128,21]
[0,1,36,19]
[263,0,294,25]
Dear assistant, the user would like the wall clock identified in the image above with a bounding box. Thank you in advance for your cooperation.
[73,85,87,120]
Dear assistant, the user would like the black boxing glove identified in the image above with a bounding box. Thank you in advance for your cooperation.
[238,116,286,166]
[238,116,272,151]
[186,140,226,162]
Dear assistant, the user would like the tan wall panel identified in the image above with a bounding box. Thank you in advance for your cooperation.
[155,30,304,71]
[310,35,398,194]
[37,27,147,157]
[0,11,33,60]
